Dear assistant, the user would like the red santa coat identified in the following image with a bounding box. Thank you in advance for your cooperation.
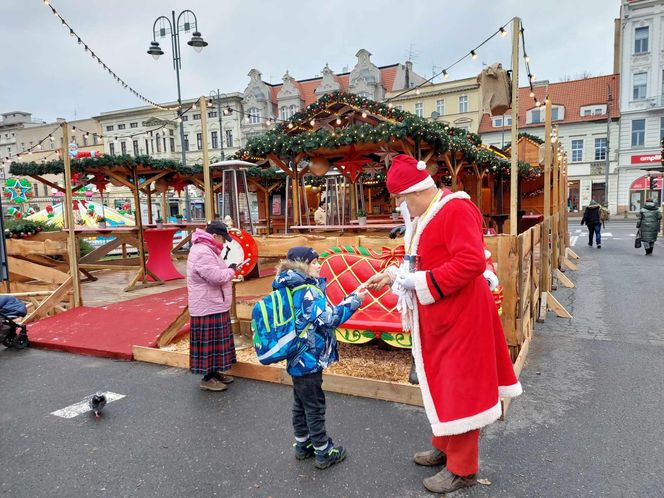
[405,190,522,436]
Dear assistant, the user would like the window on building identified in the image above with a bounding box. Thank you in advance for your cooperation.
[182,115,189,122]
[225,130,233,148]
[492,115,512,127]
[633,72,647,100]
[571,139,583,162]
[436,100,445,116]
[211,131,218,149]
[248,107,261,124]
[394,105,403,111]
[120,141,127,155]
[170,137,175,152]
[118,124,126,130]
[130,122,138,128]
[184,134,189,151]
[529,109,542,124]
[208,111,217,118]
[280,106,288,121]
[169,129,174,136]
[459,95,469,113]
[196,132,202,150]
[155,134,161,153]
[583,109,592,116]
[415,102,423,117]
[106,125,114,131]
[133,140,139,156]
[289,105,298,117]
[145,139,149,154]
[594,137,607,161]
[109,142,115,156]
[635,26,649,54]
[551,106,563,121]
[193,114,201,120]
[631,119,645,147]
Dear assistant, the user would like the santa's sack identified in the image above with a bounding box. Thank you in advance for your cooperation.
[251,285,312,365]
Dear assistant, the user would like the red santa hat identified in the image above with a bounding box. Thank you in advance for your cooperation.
[386,154,436,195]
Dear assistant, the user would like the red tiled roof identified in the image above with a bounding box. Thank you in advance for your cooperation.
[267,65,400,107]
[478,74,620,133]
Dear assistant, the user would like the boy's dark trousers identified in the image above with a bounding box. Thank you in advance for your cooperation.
[292,371,328,448]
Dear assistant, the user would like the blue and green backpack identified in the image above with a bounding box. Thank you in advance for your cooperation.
[251,284,318,365]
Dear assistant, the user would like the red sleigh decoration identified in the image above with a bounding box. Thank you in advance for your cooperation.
[319,244,504,348]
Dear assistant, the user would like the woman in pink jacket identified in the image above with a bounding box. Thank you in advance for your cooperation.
[187,221,238,392]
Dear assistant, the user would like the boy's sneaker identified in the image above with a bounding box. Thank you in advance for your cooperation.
[293,439,314,460]
[314,439,347,469]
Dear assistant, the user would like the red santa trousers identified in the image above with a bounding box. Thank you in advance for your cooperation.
[431,429,480,476]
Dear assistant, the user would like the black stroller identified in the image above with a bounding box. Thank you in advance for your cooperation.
[0,295,28,349]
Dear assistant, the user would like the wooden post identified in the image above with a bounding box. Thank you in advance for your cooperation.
[509,17,521,235]
[291,158,301,225]
[61,123,82,307]
[552,131,560,270]
[367,187,373,214]
[200,96,214,222]
[161,191,168,221]
[542,99,553,292]
[131,166,149,281]
[146,189,153,224]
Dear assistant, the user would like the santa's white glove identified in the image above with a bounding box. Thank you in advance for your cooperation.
[395,273,416,290]
[484,270,499,291]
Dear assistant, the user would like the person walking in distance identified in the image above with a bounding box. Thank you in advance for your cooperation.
[581,200,602,248]
[636,198,662,255]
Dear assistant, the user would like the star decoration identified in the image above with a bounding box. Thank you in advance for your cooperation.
[336,145,372,182]
[375,145,400,169]
[3,178,33,204]
[171,174,188,194]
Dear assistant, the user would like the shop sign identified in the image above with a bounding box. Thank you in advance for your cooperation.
[630,153,662,164]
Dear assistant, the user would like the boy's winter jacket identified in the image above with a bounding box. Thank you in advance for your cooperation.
[272,261,361,377]
[581,200,601,226]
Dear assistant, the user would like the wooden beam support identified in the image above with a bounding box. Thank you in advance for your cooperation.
[157,307,191,347]
[23,277,73,324]
[566,248,580,260]
[61,122,82,307]
[545,291,572,318]
[555,268,575,288]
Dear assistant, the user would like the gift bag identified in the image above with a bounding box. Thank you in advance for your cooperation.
[635,230,642,249]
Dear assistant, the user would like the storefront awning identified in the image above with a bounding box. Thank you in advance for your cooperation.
[630,173,662,190]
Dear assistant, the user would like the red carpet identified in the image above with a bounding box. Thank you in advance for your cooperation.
[27,288,189,360]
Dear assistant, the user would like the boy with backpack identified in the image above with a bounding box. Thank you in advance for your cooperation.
[254,246,365,469]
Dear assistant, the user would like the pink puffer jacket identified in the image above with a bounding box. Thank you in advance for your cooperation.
[186,230,236,317]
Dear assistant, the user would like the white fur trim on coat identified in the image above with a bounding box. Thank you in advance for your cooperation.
[499,382,523,398]
[484,270,499,291]
[431,400,503,436]
[413,271,435,305]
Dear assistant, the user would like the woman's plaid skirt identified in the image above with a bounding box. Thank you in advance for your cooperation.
[189,311,236,375]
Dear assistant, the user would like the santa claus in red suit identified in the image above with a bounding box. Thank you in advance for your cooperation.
[365,154,521,495]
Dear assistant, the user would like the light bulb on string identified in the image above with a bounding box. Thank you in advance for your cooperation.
[287,122,293,129]
[361,111,367,118]
[471,50,477,60]
[529,91,535,98]
[443,70,449,80]
[192,103,196,110]
[335,117,342,125]
[310,119,315,126]
[387,103,393,109]
[499,27,507,37]
[415,88,421,95]
[524,55,530,63]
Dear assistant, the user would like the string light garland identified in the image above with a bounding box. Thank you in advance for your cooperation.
[386,18,515,103]
[2,126,60,166]
[41,0,175,111]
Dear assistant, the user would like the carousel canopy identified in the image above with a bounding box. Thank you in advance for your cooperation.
[27,200,135,228]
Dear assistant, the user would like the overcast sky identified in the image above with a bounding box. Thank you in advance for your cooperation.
[2,0,620,123]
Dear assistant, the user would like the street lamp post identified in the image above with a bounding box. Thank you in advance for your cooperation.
[147,10,208,221]
[209,89,225,161]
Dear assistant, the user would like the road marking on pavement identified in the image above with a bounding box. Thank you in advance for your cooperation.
[51,392,126,419]
[574,229,582,233]
[570,236,578,246]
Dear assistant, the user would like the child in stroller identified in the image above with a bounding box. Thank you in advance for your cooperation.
[0,295,28,349]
